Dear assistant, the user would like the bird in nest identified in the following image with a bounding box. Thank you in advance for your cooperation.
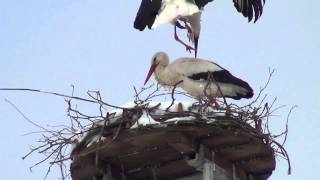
[144,51,254,104]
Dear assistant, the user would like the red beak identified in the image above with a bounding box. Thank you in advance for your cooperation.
[144,63,158,85]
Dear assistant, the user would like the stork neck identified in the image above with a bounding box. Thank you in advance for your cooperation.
[154,65,181,86]
[154,65,166,81]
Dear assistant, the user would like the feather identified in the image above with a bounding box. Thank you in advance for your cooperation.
[232,0,265,23]
[134,0,162,30]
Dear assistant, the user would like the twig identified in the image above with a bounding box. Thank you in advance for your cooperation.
[0,88,125,110]
[4,98,49,132]
[166,80,183,111]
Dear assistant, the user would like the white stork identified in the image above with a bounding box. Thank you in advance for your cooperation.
[144,52,254,100]
[134,0,266,58]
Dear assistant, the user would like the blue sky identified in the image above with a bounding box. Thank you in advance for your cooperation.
[0,0,319,179]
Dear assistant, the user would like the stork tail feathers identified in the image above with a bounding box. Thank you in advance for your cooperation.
[211,70,253,99]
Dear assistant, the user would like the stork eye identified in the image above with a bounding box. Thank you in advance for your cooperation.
[152,57,157,63]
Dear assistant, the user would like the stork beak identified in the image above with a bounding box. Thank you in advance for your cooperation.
[194,35,199,58]
[144,63,158,85]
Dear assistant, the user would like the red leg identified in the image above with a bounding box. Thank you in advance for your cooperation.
[211,98,220,108]
[174,23,194,53]
[176,20,192,36]
[180,20,198,58]
[182,20,192,36]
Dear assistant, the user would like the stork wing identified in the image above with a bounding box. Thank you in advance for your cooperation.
[194,0,214,8]
[172,58,252,92]
[188,70,253,93]
[194,0,265,23]
[233,0,266,23]
[134,0,162,31]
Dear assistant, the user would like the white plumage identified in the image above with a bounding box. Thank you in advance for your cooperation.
[144,52,254,100]
[151,0,200,29]
[152,0,201,57]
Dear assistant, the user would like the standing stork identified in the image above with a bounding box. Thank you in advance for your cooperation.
[134,0,266,58]
[144,51,254,100]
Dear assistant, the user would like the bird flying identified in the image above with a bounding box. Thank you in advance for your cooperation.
[134,0,266,58]
[144,51,254,100]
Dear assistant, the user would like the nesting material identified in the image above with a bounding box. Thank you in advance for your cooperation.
[71,101,275,180]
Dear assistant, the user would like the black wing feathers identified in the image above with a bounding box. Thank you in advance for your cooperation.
[211,70,252,92]
[134,0,266,30]
[233,0,265,23]
[188,70,253,99]
[134,0,162,31]
[188,70,250,90]
[194,0,214,8]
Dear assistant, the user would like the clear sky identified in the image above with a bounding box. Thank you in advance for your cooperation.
[0,0,319,179]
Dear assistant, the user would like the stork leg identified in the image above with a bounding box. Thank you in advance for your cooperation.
[176,21,193,37]
[178,20,192,41]
[179,19,199,59]
[180,19,192,34]
[203,78,220,108]
[183,21,199,58]
[215,82,228,107]
[210,97,220,108]
[174,22,194,53]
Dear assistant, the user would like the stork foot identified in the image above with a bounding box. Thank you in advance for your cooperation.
[211,98,220,108]
[185,45,195,53]
[174,33,194,53]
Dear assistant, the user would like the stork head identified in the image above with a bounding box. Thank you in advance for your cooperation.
[144,52,169,85]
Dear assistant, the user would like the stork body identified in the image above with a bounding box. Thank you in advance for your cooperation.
[135,0,201,56]
[134,0,266,58]
[144,52,253,100]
